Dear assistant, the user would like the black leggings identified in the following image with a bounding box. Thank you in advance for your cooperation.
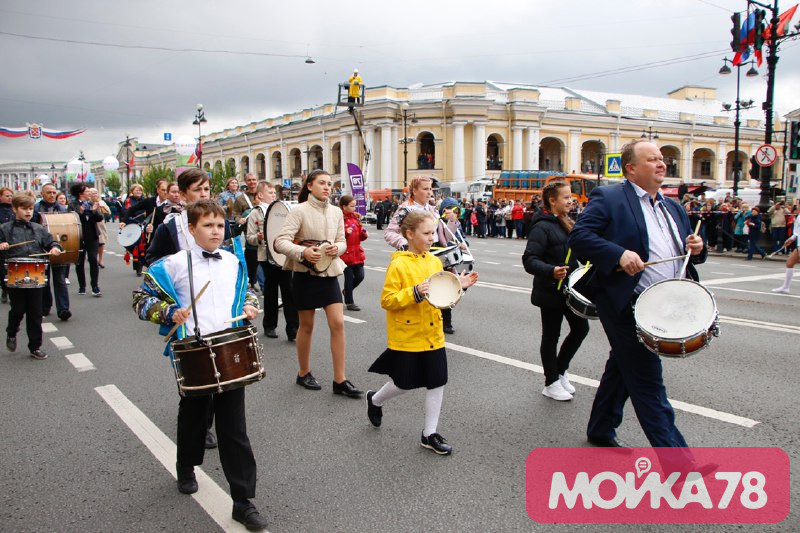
[76,239,100,291]
[343,264,365,305]
[539,306,589,386]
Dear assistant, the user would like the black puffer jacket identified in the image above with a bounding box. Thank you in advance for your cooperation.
[522,213,579,309]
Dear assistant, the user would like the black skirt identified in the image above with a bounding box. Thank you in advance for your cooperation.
[291,271,343,310]
[368,347,448,390]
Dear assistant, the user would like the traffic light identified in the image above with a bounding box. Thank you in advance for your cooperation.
[790,121,800,160]
[754,9,767,52]
[749,155,760,181]
[730,12,741,52]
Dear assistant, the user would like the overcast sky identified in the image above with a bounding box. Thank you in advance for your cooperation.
[1,0,798,165]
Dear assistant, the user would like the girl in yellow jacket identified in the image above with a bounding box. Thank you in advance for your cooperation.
[366,210,478,455]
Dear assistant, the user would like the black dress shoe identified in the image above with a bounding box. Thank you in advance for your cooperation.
[264,328,278,338]
[286,329,297,342]
[30,349,48,360]
[6,336,16,352]
[333,379,363,398]
[443,325,455,334]
[58,310,72,321]
[366,390,382,427]
[232,500,268,531]
[204,430,218,449]
[421,432,453,455]
[42,308,51,317]
[587,435,633,452]
[176,463,198,494]
[346,303,361,311]
[296,372,321,390]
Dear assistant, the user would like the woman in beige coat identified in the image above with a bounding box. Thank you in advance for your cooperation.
[274,170,362,398]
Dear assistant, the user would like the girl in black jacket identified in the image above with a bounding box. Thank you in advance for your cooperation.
[522,181,589,401]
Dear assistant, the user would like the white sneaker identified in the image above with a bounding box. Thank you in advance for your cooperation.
[559,373,576,394]
[771,287,790,294]
[65,278,71,285]
[542,381,573,401]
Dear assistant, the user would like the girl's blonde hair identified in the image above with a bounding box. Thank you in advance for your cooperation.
[400,209,435,240]
[409,177,432,200]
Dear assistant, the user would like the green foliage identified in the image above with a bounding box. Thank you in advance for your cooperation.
[104,171,122,196]
[210,162,236,195]
[140,164,174,195]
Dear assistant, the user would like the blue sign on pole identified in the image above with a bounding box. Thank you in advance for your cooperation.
[164,132,172,141]
[283,178,291,189]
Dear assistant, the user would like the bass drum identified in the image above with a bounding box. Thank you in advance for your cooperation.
[40,212,82,265]
[264,201,292,267]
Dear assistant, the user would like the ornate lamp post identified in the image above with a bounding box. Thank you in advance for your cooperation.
[394,102,417,190]
[193,104,207,169]
[719,57,758,198]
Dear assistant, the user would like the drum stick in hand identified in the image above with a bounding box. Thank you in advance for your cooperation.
[556,248,571,290]
[615,255,686,272]
[224,309,264,324]
[6,240,34,249]
[164,280,211,342]
[679,219,703,279]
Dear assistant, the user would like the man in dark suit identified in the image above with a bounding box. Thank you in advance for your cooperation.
[569,140,707,469]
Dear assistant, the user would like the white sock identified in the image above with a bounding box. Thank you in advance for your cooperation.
[783,268,794,289]
[423,386,445,437]
[372,380,405,407]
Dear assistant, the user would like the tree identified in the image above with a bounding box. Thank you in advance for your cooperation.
[211,162,236,195]
[104,171,122,196]
[140,164,174,195]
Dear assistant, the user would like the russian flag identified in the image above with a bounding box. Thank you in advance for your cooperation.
[0,126,28,138]
[42,128,86,139]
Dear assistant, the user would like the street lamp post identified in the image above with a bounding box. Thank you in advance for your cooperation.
[193,104,207,169]
[641,123,660,141]
[394,102,417,190]
[719,57,758,198]
[123,134,132,190]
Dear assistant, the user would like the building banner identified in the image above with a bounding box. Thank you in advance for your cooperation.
[346,163,367,216]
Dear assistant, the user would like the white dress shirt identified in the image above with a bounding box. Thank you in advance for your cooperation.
[163,245,240,336]
[629,181,684,294]
[174,211,196,251]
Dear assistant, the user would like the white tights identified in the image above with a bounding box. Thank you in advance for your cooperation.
[371,380,445,437]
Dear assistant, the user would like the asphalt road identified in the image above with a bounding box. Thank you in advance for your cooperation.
[1,229,798,532]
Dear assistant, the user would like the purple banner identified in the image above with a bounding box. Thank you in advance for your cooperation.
[346,163,367,217]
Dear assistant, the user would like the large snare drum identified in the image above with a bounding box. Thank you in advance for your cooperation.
[5,258,48,288]
[40,212,82,265]
[264,201,292,267]
[634,279,720,358]
[171,326,265,396]
[432,245,463,269]
[457,249,475,273]
[564,266,598,320]
[118,224,143,248]
[425,271,463,309]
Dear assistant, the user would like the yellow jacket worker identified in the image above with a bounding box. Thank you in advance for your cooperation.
[348,69,362,100]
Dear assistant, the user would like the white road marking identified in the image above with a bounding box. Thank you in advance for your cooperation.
[314,309,366,324]
[709,272,734,276]
[507,252,519,255]
[482,261,501,265]
[65,352,96,372]
[703,273,784,285]
[719,316,800,335]
[42,322,58,333]
[364,266,387,272]
[50,336,74,350]
[380,249,393,253]
[95,385,252,532]
[474,281,529,294]
[704,261,720,265]
[512,264,523,268]
[712,286,800,299]
[445,342,759,428]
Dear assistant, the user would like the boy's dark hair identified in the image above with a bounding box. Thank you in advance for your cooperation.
[339,195,354,208]
[187,199,226,226]
[11,192,35,209]
[178,168,210,193]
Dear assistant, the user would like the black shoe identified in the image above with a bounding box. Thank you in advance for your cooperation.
[333,379,363,398]
[443,325,455,335]
[587,435,633,453]
[58,310,72,321]
[176,463,198,494]
[421,432,452,455]
[366,390,382,427]
[346,303,361,311]
[30,349,48,360]
[92,287,102,297]
[77,288,86,295]
[6,336,16,352]
[232,500,268,531]
[264,328,278,339]
[204,430,217,449]
[296,372,321,390]
[42,308,51,317]
[0,292,7,303]
[286,329,297,342]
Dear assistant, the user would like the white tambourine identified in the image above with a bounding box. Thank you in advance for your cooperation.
[424,271,463,309]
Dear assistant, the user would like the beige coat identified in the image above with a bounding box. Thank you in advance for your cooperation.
[274,195,347,277]
[245,204,269,262]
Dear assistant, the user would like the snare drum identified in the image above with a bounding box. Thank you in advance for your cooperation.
[5,258,48,288]
[457,249,475,273]
[170,326,266,396]
[564,266,598,320]
[264,201,292,267]
[432,245,463,269]
[633,279,720,358]
[425,271,463,309]
[118,224,143,248]
[40,212,82,265]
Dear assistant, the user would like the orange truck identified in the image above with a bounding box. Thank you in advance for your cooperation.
[492,171,617,204]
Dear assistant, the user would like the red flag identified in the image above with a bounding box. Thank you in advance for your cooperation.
[126,153,135,171]
[763,4,798,41]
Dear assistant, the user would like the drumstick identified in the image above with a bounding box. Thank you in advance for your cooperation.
[768,245,786,258]
[6,240,34,248]
[28,252,52,256]
[556,248,571,290]
[678,219,703,279]
[145,207,157,245]
[615,255,687,272]
[164,280,211,342]
[224,309,264,324]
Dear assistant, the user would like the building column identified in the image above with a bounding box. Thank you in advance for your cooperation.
[301,143,309,174]
[526,126,540,170]
[452,121,466,183]
[683,139,693,181]
[512,126,524,170]
[381,125,392,190]
[717,141,727,185]
[610,132,621,153]
[351,132,360,168]
[340,132,351,170]
[391,126,399,188]
[280,145,288,181]
[322,134,330,174]
[568,130,581,174]
[472,121,486,180]
[365,127,375,188]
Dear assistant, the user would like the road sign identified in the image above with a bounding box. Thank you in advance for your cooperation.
[755,144,778,167]
[605,153,623,177]
[282,178,291,189]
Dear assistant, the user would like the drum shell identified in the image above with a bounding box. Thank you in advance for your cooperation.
[564,268,598,320]
[264,201,292,267]
[171,326,265,396]
[5,258,49,288]
[637,330,712,358]
[40,212,82,265]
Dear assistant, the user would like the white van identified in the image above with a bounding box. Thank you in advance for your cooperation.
[464,180,494,203]
[706,188,763,206]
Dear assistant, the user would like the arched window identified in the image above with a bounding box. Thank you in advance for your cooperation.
[580,140,605,174]
[539,137,565,172]
[240,155,250,176]
[692,148,715,180]
[486,135,503,170]
[331,142,341,174]
[308,145,323,171]
[660,146,681,178]
[289,148,302,177]
[271,151,282,179]
[255,153,266,179]
[417,132,435,169]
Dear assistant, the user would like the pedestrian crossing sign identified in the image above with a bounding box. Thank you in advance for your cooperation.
[605,153,623,177]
